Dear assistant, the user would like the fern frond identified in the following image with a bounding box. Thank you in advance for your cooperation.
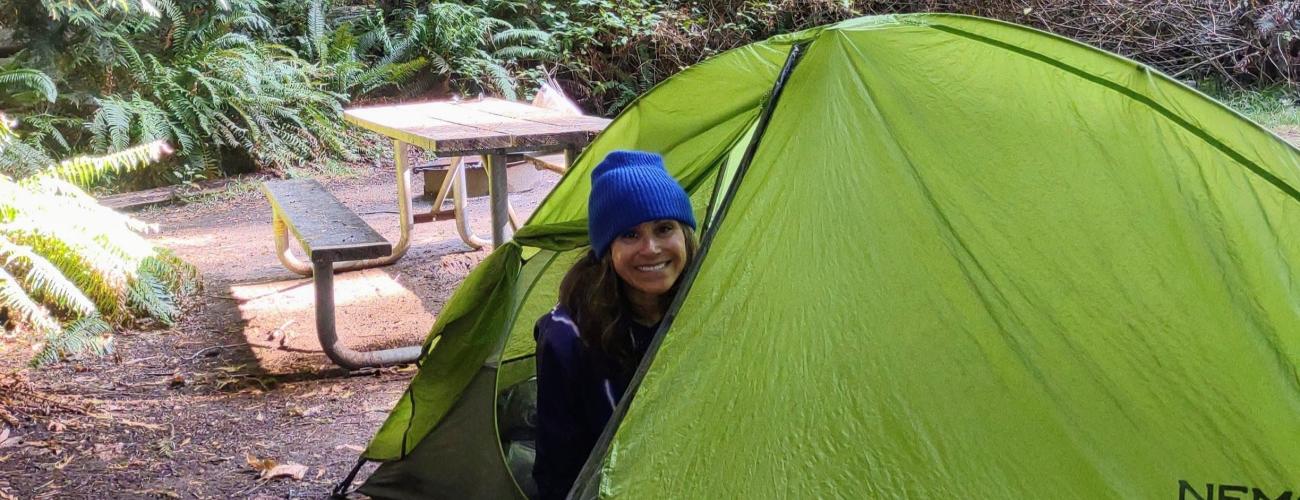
[493,46,555,61]
[29,316,113,367]
[0,140,55,180]
[127,270,177,326]
[140,250,199,296]
[0,267,60,335]
[307,0,327,61]
[90,98,135,152]
[41,139,171,187]
[0,235,98,317]
[21,176,157,234]
[482,61,517,100]
[0,69,58,103]
[491,28,550,47]
[3,220,134,318]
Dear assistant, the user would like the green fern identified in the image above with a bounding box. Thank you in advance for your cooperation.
[127,270,178,326]
[492,28,550,47]
[0,267,61,335]
[0,69,58,103]
[47,138,172,186]
[0,235,98,318]
[30,316,113,367]
[0,113,198,366]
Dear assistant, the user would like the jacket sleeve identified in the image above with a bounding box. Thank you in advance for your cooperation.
[533,310,588,500]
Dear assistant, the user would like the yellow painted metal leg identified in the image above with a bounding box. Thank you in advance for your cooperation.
[273,214,313,276]
[453,160,490,249]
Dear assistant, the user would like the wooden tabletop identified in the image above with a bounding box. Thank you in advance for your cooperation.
[343,98,611,154]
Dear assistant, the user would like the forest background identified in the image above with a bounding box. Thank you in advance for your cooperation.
[1,0,1299,366]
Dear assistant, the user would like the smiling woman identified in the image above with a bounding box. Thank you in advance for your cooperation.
[531,150,698,499]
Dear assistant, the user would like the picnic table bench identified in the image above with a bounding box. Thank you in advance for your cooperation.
[262,179,422,369]
[260,96,607,370]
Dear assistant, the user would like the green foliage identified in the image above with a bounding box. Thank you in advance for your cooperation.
[30,316,113,368]
[1,0,560,188]
[72,0,351,177]
[0,69,58,104]
[0,114,199,366]
[341,0,555,100]
[530,0,663,113]
[1199,81,1300,128]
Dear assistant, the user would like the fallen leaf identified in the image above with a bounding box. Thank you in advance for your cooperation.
[0,434,20,449]
[245,453,277,473]
[0,428,8,443]
[334,444,364,453]
[261,462,308,481]
[215,364,246,373]
[169,373,186,387]
[289,405,323,418]
[46,422,66,433]
[53,454,74,470]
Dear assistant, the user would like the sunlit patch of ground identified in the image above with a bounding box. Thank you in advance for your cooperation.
[229,268,436,373]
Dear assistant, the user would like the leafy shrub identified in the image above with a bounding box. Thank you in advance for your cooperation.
[0,112,199,367]
[2,0,560,186]
[338,0,555,101]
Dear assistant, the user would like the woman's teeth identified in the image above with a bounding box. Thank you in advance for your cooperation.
[636,262,668,272]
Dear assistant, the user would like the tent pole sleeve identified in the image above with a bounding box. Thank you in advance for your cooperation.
[567,40,811,500]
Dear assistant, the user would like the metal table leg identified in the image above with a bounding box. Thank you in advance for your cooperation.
[312,260,421,369]
[487,153,510,247]
[452,159,490,249]
[423,156,460,221]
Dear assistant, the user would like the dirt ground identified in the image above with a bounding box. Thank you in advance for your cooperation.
[0,158,559,499]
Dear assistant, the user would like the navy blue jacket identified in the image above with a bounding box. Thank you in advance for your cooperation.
[532,306,657,500]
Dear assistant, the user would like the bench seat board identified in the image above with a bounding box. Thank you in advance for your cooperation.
[262,179,392,263]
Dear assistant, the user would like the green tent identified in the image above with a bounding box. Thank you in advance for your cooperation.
[341,13,1300,499]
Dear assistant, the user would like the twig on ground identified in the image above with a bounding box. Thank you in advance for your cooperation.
[123,355,164,366]
[187,343,249,361]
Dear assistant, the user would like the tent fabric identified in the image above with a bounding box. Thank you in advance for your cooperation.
[354,13,1300,499]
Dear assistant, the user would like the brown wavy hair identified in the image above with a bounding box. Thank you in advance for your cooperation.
[559,224,698,374]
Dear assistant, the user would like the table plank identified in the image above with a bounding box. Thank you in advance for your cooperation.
[343,98,610,153]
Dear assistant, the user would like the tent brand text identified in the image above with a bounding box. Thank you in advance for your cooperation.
[1180,480,1294,500]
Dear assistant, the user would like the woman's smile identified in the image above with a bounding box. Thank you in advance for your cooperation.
[634,261,670,272]
[610,219,688,300]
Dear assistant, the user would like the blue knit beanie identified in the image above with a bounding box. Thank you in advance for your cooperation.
[588,150,696,259]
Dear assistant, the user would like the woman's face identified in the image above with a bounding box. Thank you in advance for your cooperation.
[609,219,688,299]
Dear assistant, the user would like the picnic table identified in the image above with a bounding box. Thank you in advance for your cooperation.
[343,97,611,258]
[259,97,607,369]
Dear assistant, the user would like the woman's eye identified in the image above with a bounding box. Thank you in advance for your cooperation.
[656,223,675,235]
[619,231,638,240]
